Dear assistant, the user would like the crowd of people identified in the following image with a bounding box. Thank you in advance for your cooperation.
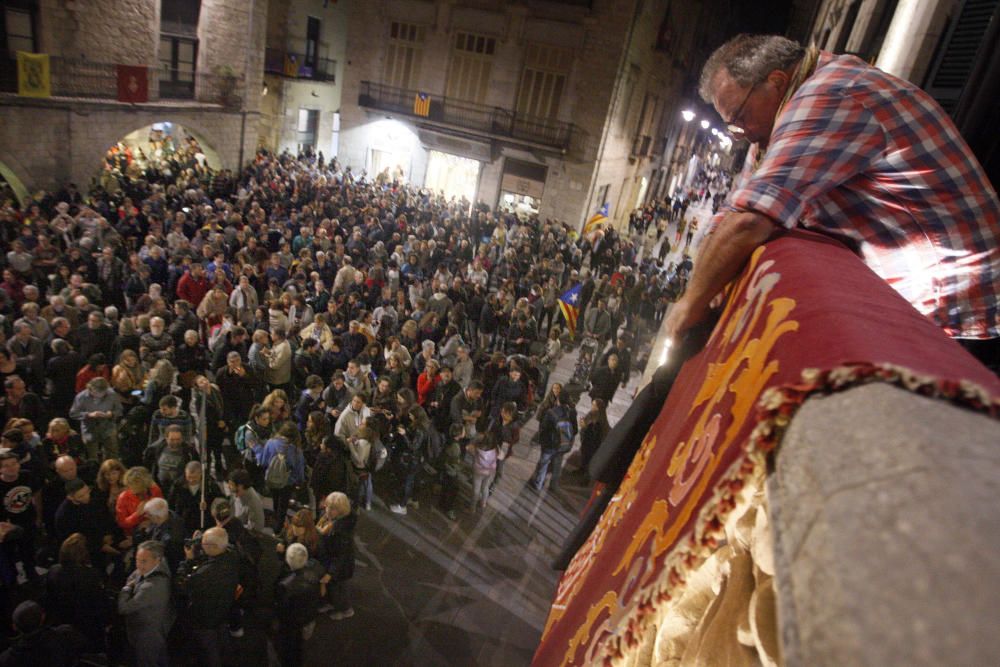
[0,147,678,665]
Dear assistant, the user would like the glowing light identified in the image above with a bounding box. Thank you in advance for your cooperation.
[700,120,710,129]
[681,110,695,122]
[658,338,674,366]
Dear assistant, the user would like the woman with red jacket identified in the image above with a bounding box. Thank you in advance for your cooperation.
[415,358,440,407]
[115,466,164,536]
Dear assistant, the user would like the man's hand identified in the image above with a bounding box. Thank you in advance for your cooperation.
[662,295,710,344]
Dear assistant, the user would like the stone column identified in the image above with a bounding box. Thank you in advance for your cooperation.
[875,0,958,83]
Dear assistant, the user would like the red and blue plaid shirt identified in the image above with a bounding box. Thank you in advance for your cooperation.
[722,52,1000,339]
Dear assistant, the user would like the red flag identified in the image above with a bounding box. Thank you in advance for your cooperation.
[117,65,148,103]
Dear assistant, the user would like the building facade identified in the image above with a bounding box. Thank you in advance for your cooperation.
[0,0,266,200]
[336,0,715,230]
[258,0,348,158]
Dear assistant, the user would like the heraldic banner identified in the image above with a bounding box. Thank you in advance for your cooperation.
[17,51,50,98]
[117,65,149,104]
[534,230,1000,665]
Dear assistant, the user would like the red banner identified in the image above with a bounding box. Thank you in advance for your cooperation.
[534,230,1000,665]
[117,65,148,103]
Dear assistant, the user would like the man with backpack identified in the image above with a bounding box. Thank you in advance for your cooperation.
[258,423,306,530]
[530,398,577,492]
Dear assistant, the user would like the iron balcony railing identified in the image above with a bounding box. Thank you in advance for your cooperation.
[358,80,575,152]
[0,54,244,108]
[264,48,336,83]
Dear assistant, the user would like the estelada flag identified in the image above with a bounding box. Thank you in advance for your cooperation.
[117,65,148,103]
[17,52,50,98]
[558,283,582,338]
[583,202,609,235]
[413,92,430,117]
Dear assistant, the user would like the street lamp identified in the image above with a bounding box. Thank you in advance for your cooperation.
[681,110,695,122]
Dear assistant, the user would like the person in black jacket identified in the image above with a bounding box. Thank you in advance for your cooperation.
[589,353,624,404]
[175,526,241,667]
[168,460,221,535]
[273,542,322,666]
[43,533,110,651]
[0,600,87,667]
[316,491,357,620]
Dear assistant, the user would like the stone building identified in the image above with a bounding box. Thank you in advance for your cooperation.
[0,0,266,200]
[258,0,348,158]
[336,0,743,230]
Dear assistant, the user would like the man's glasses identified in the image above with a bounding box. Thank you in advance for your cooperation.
[726,82,758,135]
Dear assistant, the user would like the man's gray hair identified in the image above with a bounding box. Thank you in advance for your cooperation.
[285,542,309,571]
[144,497,169,519]
[137,540,165,560]
[699,34,805,102]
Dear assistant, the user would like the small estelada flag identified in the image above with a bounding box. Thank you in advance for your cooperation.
[117,65,148,103]
[17,52,50,98]
[413,92,430,117]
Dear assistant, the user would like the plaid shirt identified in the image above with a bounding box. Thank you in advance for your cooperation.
[722,52,1000,339]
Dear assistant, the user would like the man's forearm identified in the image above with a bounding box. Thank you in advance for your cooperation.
[684,211,778,314]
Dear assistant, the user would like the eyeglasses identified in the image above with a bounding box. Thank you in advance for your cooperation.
[726,83,758,135]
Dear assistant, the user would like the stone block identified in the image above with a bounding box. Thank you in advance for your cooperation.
[768,382,1000,666]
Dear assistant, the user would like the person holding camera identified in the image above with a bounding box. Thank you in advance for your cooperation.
[174,526,241,667]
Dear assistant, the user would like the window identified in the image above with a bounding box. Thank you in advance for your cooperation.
[446,32,496,103]
[384,21,425,89]
[297,108,320,150]
[517,43,572,119]
[306,17,320,70]
[159,36,197,99]
[3,7,35,54]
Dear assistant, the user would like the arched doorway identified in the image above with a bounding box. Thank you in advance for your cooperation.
[99,121,224,183]
[0,160,29,204]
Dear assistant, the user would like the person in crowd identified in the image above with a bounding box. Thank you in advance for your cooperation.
[0,600,87,667]
[118,540,174,667]
[531,397,577,492]
[227,468,266,532]
[115,466,163,536]
[131,497,185,572]
[144,425,195,490]
[316,492,357,620]
[468,432,499,512]
[274,542,322,666]
[69,377,122,461]
[0,450,41,583]
[589,352,624,405]
[43,532,109,651]
[175,526,241,667]
[579,398,611,481]
[169,460,220,535]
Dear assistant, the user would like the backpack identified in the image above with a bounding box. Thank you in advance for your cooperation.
[555,419,575,453]
[265,445,291,489]
[233,423,251,454]
[553,407,575,454]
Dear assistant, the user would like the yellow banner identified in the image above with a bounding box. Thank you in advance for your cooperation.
[17,51,51,98]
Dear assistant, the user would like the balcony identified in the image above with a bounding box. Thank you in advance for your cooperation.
[0,55,244,108]
[264,48,336,83]
[358,80,574,152]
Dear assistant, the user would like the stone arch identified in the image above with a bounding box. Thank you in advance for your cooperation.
[93,119,225,177]
[0,156,30,204]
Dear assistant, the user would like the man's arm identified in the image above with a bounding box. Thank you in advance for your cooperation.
[663,211,778,339]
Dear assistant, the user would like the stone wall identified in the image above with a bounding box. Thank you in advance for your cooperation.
[37,0,158,64]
